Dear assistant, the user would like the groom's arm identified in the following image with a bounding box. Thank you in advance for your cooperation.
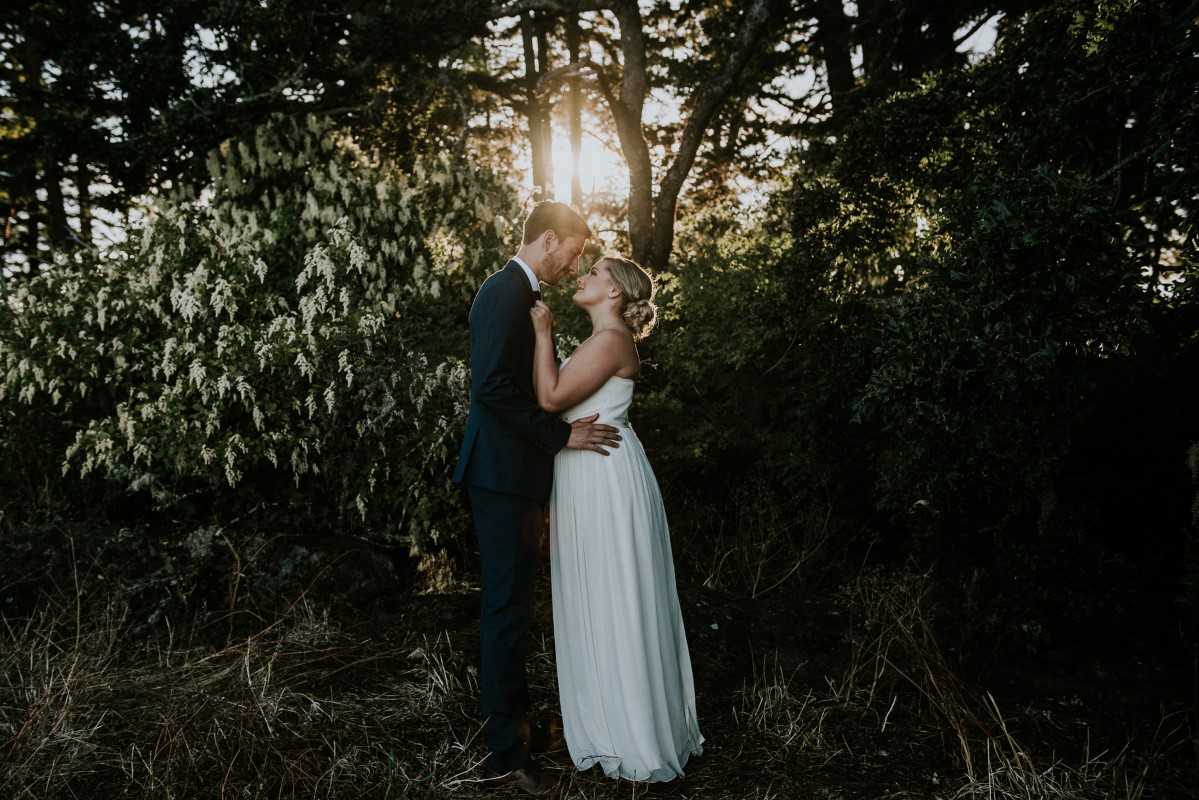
[471,275,571,454]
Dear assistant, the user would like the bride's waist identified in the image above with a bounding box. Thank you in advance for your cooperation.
[561,412,630,427]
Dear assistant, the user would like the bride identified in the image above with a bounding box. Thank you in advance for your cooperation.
[530,256,703,782]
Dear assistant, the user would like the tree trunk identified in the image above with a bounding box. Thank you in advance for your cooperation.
[28,17,69,251]
[606,1,654,265]
[522,12,553,199]
[76,161,92,246]
[19,13,46,272]
[536,18,555,196]
[646,0,773,269]
[42,156,68,254]
[566,14,584,210]
[492,0,782,270]
[812,0,858,119]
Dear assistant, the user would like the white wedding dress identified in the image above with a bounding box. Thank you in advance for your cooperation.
[549,364,703,782]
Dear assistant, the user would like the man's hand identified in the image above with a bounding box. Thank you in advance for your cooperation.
[566,413,621,455]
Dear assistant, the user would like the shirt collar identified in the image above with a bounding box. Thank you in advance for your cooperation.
[512,256,540,293]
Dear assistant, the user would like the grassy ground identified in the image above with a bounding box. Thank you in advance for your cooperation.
[0,522,1193,799]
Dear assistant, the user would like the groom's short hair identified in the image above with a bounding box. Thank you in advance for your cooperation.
[523,201,592,244]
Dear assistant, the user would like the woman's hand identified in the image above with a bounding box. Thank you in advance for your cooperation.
[530,300,555,336]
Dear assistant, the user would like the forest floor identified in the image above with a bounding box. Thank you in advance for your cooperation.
[0,522,1194,799]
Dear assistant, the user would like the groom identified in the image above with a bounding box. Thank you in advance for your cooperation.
[453,201,621,795]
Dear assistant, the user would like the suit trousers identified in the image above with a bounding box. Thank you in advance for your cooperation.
[466,484,543,772]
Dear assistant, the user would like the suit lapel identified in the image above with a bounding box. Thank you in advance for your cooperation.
[503,260,539,306]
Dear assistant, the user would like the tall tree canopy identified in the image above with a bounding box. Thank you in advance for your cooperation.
[1,0,487,277]
[1,0,1195,651]
[10,1,1025,274]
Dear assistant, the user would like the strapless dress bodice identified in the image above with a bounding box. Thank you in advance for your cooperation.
[558,358,635,427]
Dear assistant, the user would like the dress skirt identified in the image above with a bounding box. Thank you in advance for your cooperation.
[549,375,703,782]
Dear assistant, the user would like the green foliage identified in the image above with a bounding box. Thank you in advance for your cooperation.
[638,194,797,482]
[855,0,1190,514]
[738,0,1197,645]
[1,115,519,561]
[0,0,491,272]
[620,192,870,589]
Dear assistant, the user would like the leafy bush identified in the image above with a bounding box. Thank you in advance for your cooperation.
[765,0,1197,645]
[1,115,519,565]
[620,193,869,590]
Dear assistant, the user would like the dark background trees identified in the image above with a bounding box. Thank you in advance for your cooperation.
[1,0,487,277]
[685,0,1198,657]
[1,0,1196,796]
[1,0,1196,753]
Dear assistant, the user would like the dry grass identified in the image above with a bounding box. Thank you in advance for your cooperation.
[838,568,1191,800]
[0,553,1191,799]
[0,595,494,799]
[685,480,840,599]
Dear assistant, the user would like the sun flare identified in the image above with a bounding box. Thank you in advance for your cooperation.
[551,133,627,202]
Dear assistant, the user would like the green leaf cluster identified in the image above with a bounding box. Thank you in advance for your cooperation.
[1,114,519,563]
[785,0,1196,643]
[641,0,1198,647]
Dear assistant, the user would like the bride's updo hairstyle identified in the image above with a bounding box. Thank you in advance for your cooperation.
[603,256,657,341]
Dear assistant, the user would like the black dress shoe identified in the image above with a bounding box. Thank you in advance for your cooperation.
[480,765,557,795]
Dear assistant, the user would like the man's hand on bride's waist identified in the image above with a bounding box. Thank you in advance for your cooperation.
[565,412,621,455]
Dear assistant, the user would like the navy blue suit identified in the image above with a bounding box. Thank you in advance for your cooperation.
[453,261,571,772]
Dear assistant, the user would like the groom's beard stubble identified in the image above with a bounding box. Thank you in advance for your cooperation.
[542,249,573,286]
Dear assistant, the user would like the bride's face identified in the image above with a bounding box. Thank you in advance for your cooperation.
[573,260,618,308]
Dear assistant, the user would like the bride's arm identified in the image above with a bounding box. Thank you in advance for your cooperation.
[531,304,555,401]
[531,302,632,413]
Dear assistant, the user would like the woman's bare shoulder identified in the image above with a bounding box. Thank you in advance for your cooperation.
[587,327,639,378]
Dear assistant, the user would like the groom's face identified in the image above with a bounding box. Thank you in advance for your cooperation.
[542,233,587,286]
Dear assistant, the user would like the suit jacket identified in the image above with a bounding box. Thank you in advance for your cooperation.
[452,261,572,502]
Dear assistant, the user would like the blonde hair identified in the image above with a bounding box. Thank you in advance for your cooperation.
[601,256,657,341]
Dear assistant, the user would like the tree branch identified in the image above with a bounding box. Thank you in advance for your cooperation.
[953,13,1002,48]
[612,0,646,122]
[534,61,588,97]
[661,0,773,196]
[650,0,775,264]
[489,0,610,18]
[460,70,530,112]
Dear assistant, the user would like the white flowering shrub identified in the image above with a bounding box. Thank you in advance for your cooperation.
[1,115,517,559]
